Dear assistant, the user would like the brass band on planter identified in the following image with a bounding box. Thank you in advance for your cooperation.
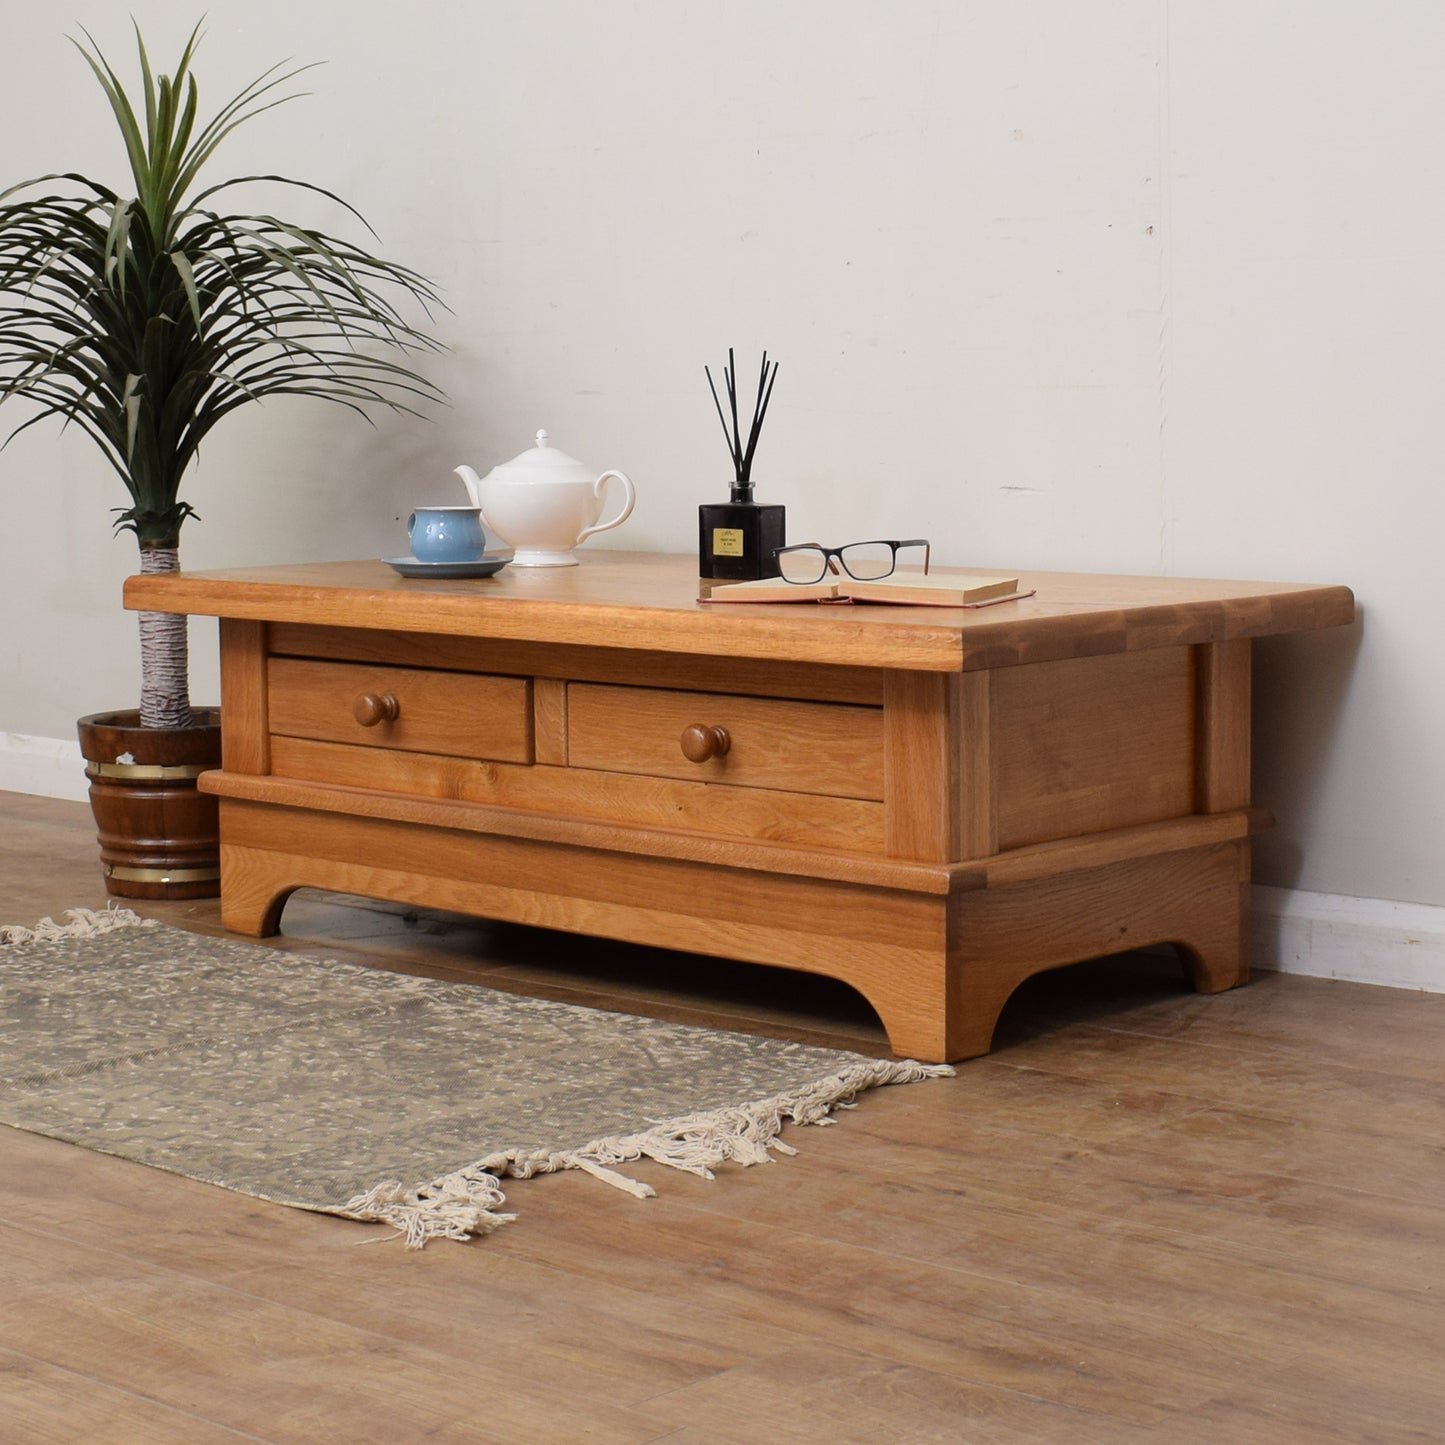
[85,760,211,781]
[104,864,222,884]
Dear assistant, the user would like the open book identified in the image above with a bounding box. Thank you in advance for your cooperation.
[703,570,1026,607]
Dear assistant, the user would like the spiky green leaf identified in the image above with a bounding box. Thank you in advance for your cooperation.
[0,22,446,553]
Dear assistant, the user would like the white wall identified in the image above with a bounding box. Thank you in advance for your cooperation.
[1,5,1436,938]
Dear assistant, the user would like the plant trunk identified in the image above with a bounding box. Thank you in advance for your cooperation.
[137,543,196,729]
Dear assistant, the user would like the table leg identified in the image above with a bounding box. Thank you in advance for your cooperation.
[936,837,1252,1059]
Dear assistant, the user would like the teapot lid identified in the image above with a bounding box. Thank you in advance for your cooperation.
[488,428,593,484]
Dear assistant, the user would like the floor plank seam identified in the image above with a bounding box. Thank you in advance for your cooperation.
[0,1341,281,1443]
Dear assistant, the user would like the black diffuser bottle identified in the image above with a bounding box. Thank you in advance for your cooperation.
[699,349,786,581]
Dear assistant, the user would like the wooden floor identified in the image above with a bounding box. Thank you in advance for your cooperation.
[1,792,1442,1443]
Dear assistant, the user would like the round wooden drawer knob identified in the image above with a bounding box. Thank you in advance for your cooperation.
[352,692,400,728]
[680,723,731,763]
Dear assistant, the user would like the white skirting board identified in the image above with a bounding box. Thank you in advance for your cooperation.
[1251,886,1445,994]
[0,732,1441,993]
[0,733,88,803]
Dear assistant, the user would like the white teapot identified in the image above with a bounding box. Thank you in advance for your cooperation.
[455,429,635,567]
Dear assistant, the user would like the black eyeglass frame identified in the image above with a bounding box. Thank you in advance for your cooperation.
[771,538,931,585]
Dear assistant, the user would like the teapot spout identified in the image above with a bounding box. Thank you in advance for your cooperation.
[453,464,483,506]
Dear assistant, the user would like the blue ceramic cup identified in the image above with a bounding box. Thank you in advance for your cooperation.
[408,506,487,564]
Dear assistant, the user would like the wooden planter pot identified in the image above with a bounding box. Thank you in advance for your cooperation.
[76,709,222,899]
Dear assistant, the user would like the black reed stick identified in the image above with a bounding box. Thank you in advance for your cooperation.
[740,351,778,482]
[705,348,779,490]
[725,346,742,473]
[704,365,739,475]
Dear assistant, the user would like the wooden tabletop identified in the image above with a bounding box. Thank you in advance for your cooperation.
[123,551,1356,673]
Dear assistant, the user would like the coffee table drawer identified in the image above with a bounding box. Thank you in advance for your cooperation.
[268,657,532,762]
[566,683,883,799]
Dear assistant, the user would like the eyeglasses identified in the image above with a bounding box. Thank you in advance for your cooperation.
[772,538,931,586]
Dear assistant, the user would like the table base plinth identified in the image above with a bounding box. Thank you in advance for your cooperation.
[215,799,1250,1063]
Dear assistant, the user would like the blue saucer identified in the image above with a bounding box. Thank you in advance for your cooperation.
[383,553,511,579]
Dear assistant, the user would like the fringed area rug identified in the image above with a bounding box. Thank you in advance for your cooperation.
[0,909,952,1247]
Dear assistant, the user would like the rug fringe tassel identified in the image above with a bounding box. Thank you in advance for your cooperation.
[339,1056,954,1248]
[340,1173,519,1248]
[0,905,152,946]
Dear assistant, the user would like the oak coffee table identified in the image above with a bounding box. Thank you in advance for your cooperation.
[126,552,1355,1062]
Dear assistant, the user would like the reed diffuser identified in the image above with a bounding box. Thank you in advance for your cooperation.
[698,348,786,580]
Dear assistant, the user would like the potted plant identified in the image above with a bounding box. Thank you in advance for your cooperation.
[0,23,443,897]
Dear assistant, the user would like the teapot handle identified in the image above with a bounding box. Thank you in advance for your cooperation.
[576,470,636,543]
